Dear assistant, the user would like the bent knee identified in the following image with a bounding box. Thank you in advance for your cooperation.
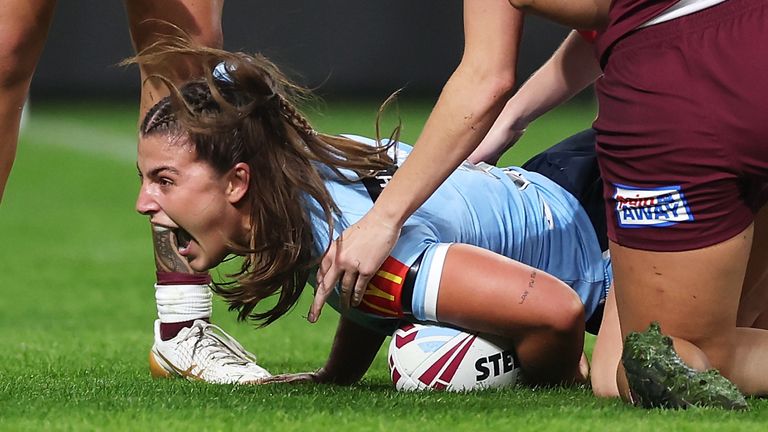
[0,28,50,88]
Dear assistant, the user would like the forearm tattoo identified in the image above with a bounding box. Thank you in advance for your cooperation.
[151,225,194,274]
[519,269,537,305]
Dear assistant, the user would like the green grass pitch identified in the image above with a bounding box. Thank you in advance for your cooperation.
[0,98,765,431]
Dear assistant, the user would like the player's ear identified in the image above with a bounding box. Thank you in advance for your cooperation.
[226,162,250,204]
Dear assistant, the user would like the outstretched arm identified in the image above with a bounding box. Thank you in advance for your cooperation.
[264,316,387,385]
[468,30,601,165]
[311,0,523,322]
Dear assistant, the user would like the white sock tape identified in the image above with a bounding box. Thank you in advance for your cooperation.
[155,284,213,323]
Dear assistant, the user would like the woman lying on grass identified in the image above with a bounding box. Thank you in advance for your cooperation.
[131,37,621,392]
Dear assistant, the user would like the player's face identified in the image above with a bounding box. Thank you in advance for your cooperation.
[136,134,249,272]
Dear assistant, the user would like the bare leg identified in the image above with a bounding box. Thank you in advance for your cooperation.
[612,225,768,398]
[590,285,621,398]
[738,205,768,328]
[726,205,768,395]
[124,2,275,385]
[435,244,586,386]
[0,1,57,202]
[124,0,225,115]
[125,0,224,296]
[593,206,768,399]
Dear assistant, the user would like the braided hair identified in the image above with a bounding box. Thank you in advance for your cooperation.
[130,34,396,327]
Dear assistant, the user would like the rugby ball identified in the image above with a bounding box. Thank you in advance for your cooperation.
[388,323,521,392]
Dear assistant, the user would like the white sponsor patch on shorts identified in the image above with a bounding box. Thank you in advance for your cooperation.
[613,184,694,228]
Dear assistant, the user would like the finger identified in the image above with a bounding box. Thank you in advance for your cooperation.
[309,242,341,323]
[258,375,285,384]
[316,242,335,285]
[338,257,361,308]
[339,269,359,310]
[351,274,370,307]
[309,265,342,323]
[260,373,314,384]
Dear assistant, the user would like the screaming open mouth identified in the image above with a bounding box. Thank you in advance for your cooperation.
[174,227,194,255]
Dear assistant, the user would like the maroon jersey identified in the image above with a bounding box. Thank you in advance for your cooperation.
[595,0,677,63]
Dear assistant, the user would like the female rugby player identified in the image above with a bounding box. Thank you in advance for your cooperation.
[131,39,617,388]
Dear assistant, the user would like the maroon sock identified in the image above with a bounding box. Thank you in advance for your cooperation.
[156,271,211,285]
[160,318,210,341]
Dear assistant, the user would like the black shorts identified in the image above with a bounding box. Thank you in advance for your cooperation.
[522,129,607,252]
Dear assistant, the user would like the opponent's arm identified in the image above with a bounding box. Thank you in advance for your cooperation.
[263,316,387,385]
[468,30,601,165]
[312,0,523,321]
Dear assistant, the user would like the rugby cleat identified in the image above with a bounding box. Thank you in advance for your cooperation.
[622,321,748,410]
[149,319,271,384]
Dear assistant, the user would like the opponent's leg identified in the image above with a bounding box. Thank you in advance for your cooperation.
[434,243,586,386]
[124,0,224,114]
[721,205,768,395]
[738,205,768,328]
[125,0,225,340]
[611,228,767,409]
[0,1,57,202]
[149,225,212,342]
[126,1,268,384]
[147,225,270,384]
[590,285,621,398]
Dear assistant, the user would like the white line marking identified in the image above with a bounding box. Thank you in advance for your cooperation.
[20,114,137,162]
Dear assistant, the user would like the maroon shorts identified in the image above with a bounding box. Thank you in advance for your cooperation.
[594,0,768,252]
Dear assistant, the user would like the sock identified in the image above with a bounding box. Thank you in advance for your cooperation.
[155,272,213,341]
[159,319,209,341]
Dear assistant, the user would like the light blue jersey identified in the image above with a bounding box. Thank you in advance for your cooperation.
[306,136,611,335]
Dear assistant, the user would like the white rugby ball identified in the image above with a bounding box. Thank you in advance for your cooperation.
[388,323,521,392]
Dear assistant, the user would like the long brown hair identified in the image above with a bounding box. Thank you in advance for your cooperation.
[129,34,397,326]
